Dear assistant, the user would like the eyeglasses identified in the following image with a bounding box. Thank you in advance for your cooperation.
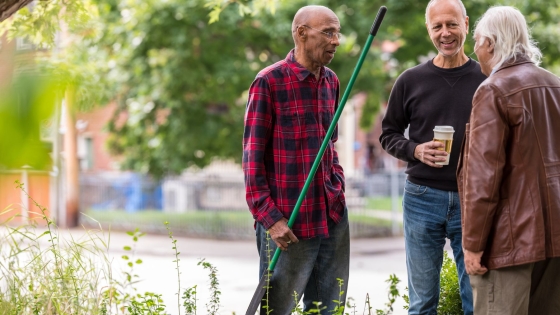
[302,25,342,40]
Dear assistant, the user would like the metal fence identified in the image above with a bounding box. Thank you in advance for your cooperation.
[79,170,406,239]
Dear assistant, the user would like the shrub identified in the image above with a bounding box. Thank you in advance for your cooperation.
[437,251,462,315]
[402,250,462,314]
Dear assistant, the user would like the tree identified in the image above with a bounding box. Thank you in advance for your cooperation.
[382,0,560,74]
[6,0,558,179]
[0,0,33,22]
[90,0,391,178]
[0,0,102,227]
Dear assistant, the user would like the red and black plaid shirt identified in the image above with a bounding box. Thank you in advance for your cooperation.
[243,50,346,240]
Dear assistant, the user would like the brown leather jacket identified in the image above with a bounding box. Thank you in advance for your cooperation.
[457,55,560,270]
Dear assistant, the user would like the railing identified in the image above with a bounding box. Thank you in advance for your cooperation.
[79,171,405,239]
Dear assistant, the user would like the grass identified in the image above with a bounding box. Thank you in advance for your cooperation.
[365,196,403,212]
[81,209,395,239]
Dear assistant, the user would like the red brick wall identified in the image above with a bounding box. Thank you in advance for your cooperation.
[76,101,121,172]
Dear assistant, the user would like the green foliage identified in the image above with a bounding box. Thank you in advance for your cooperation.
[0,0,95,48]
[197,259,221,315]
[375,274,401,315]
[382,0,560,74]
[1,181,223,314]
[3,0,560,178]
[78,0,390,178]
[182,285,198,315]
[402,251,462,314]
[0,183,111,314]
[127,292,166,315]
[166,221,183,314]
[438,251,462,315]
[0,74,57,169]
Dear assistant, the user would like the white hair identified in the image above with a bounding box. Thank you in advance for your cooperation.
[425,0,467,24]
[474,6,542,67]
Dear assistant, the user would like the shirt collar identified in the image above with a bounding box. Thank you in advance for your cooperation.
[285,49,326,81]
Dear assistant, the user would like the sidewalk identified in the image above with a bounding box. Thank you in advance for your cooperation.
[95,228,409,315]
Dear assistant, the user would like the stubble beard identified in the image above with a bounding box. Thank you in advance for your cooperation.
[437,35,467,58]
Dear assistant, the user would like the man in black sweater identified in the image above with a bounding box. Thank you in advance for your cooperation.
[379,0,486,314]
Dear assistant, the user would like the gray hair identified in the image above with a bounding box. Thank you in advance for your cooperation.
[474,6,542,67]
[425,0,467,24]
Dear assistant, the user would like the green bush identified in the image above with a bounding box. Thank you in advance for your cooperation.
[403,251,463,314]
[437,251,462,315]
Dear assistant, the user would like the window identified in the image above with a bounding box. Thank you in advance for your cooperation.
[16,37,33,51]
[78,136,94,171]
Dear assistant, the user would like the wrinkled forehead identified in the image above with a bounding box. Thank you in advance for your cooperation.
[426,0,465,24]
[306,8,340,29]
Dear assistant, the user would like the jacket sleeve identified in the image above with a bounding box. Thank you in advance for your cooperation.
[379,75,419,162]
[242,76,284,229]
[462,83,509,252]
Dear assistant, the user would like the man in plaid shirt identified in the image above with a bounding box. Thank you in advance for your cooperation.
[243,5,349,314]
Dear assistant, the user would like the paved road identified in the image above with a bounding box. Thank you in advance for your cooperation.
[100,229,409,315]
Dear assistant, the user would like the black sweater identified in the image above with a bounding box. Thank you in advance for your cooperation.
[380,58,487,191]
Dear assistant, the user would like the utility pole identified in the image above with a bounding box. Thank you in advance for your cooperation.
[63,86,79,227]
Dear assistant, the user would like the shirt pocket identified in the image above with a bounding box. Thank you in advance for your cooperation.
[274,87,303,142]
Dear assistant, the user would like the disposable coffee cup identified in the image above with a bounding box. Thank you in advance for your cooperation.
[433,126,455,165]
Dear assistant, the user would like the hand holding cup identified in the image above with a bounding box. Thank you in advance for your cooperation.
[414,141,448,168]
[432,126,455,165]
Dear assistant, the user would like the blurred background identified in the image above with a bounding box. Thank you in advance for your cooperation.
[0,0,559,239]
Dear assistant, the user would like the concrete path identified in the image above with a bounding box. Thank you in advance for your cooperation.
[98,229,410,315]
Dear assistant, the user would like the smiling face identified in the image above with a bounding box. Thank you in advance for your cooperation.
[294,7,340,76]
[426,0,469,60]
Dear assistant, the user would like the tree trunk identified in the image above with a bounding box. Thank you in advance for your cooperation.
[0,0,34,23]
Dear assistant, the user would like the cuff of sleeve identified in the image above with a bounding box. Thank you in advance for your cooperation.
[462,237,486,252]
[407,142,419,161]
[256,206,285,230]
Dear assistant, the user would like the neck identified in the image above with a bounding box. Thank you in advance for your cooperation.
[433,53,469,69]
[294,47,321,78]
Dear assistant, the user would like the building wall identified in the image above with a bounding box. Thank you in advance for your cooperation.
[0,171,50,226]
[0,35,53,226]
[76,101,121,172]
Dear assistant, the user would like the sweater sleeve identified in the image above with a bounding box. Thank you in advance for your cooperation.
[379,75,419,162]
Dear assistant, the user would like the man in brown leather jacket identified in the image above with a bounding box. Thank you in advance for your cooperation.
[457,6,560,314]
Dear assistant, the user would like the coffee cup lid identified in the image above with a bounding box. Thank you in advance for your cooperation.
[433,126,454,133]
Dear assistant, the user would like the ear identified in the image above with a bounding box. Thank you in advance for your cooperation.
[297,25,306,41]
[465,16,469,34]
[488,41,495,54]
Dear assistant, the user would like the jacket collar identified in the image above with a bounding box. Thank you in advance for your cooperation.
[493,54,534,75]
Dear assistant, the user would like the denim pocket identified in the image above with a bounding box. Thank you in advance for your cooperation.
[404,180,428,196]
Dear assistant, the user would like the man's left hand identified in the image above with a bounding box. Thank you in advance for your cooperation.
[464,249,488,275]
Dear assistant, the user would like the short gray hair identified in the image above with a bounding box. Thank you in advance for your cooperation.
[474,6,542,67]
[425,0,467,24]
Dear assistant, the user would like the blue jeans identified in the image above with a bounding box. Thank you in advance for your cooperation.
[255,209,350,314]
[403,180,472,315]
